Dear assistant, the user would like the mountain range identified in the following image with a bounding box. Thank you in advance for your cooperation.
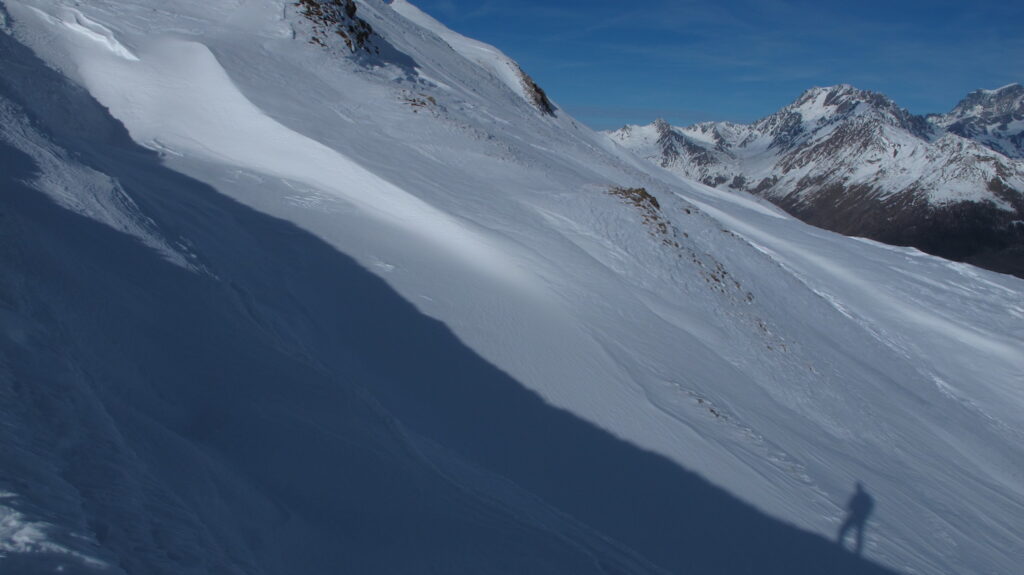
[0,1,1021,574]
[607,84,1024,277]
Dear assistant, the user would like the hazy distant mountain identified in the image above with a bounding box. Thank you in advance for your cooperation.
[608,84,1024,277]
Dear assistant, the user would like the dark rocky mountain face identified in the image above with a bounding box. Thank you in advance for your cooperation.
[608,84,1024,278]
[776,182,1024,279]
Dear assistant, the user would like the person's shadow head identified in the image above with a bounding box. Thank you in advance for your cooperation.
[838,482,876,556]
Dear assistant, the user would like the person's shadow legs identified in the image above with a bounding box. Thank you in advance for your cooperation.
[838,482,875,556]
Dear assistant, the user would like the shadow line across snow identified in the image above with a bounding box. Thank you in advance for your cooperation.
[0,24,898,575]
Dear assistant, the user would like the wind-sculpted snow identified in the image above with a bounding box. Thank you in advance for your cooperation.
[7,5,526,285]
[1,1,1022,574]
[31,5,138,60]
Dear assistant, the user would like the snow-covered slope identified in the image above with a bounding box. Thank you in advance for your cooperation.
[1,1,1022,574]
[608,85,1024,277]
[388,0,556,115]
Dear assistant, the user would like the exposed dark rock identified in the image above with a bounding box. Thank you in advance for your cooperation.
[512,63,556,116]
[296,0,377,54]
[609,186,660,211]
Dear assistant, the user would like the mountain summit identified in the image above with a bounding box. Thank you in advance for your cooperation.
[608,84,1024,276]
[931,83,1024,158]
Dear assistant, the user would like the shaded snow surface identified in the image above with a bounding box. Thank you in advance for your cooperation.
[0,1,1021,574]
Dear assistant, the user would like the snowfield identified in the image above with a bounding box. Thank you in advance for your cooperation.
[0,1,1021,574]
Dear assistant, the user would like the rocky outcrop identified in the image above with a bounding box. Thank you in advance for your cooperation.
[512,62,556,116]
[296,0,378,53]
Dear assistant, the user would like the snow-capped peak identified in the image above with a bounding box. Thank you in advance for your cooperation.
[770,84,931,140]
[940,83,1024,124]
[930,83,1024,158]
[962,81,1019,100]
[607,83,1024,277]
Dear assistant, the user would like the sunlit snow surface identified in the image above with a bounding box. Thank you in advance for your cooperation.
[1,0,1022,573]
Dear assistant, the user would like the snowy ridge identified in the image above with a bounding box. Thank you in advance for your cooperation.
[388,0,555,115]
[0,1,1022,574]
[608,84,1024,276]
[608,84,1021,207]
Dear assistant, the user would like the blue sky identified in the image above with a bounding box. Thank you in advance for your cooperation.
[406,0,1024,129]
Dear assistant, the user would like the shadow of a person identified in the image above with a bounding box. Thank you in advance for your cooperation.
[838,482,875,555]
